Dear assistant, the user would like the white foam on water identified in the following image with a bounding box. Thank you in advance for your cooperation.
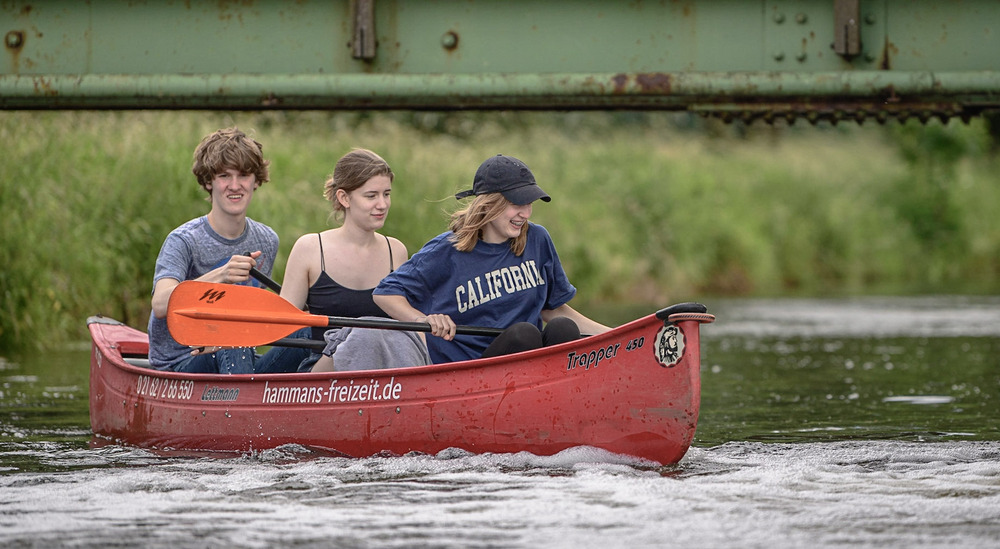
[882,395,956,405]
[2,441,999,548]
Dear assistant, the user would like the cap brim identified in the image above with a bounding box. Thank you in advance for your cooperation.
[502,184,551,205]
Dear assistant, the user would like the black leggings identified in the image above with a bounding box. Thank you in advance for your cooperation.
[481,316,581,358]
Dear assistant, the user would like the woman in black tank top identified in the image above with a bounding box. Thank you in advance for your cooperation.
[273,149,410,372]
[304,232,395,340]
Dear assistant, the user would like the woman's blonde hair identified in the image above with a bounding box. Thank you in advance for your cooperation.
[323,149,394,223]
[449,193,528,255]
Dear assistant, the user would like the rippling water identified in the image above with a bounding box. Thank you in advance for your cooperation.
[3,296,1000,548]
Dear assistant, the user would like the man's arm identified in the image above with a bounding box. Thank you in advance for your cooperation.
[150,251,263,318]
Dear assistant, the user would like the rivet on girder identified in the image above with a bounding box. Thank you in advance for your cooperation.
[4,31,24,50]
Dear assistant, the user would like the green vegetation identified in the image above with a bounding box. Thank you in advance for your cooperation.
[2,111,998,351]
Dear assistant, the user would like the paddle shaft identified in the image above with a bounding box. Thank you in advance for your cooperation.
[245,251,282,293]
[175,307,504,336]
[267,337,325,351]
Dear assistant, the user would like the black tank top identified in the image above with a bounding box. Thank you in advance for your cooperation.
[306,234,394,341]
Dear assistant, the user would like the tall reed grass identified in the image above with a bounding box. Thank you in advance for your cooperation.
[2,111,997,351]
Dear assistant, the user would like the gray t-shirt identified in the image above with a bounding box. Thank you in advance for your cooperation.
[147,215,278,369]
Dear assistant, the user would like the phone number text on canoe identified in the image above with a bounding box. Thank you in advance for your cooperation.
[136,375,195,400]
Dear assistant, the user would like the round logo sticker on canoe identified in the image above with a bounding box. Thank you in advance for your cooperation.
[654,325,684,368]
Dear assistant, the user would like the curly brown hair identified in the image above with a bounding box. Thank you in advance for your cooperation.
[191,127,270,191]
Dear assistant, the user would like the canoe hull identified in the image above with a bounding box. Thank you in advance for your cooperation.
[88,309,712,464]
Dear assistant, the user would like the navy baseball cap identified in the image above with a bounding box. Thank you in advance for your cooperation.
[455,154,551,205]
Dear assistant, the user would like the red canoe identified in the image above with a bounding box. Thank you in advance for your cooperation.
[88,305,714,465]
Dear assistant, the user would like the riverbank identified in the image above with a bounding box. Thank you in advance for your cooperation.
[2,111,998,350]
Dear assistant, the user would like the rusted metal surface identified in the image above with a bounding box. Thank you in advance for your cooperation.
[2,70,997,124]
[2,0,999,122]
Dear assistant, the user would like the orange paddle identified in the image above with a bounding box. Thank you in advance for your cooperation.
[167,280,503,348]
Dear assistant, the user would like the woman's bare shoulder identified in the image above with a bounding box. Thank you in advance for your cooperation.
[385,234,409,260]
[289,231,323,255]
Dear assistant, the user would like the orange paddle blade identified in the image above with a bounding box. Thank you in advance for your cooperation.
[167,281,326,347]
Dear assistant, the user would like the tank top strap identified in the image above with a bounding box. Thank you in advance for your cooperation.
[385,234,394,272]
[317,233,327,272]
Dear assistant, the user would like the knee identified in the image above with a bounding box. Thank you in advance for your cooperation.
[543,316,580,346]
[483,322,542,358]
[505,322,543,345]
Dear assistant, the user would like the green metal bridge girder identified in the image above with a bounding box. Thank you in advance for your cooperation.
[2,0,998,122]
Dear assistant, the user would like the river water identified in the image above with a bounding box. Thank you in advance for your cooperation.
[2,296,999,548]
